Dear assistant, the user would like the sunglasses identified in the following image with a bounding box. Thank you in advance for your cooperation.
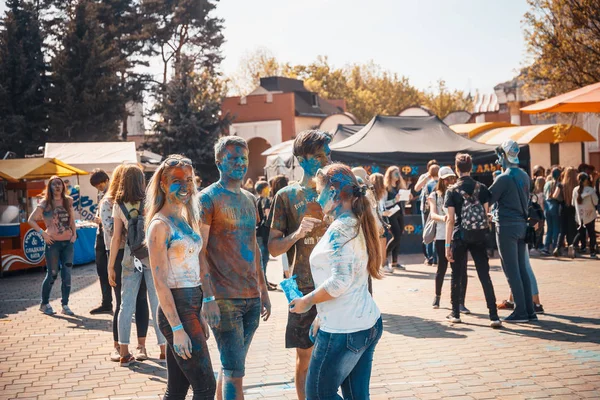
[164,157,193,167]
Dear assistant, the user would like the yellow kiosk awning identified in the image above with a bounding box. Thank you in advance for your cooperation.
[456,124,596,145]
[0,158,88,182]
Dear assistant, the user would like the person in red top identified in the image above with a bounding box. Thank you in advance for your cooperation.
[29,176,77,316]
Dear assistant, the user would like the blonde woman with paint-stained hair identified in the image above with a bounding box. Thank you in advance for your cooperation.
[145,155,216,398]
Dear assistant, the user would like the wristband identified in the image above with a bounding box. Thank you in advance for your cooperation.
[445,243,452,248]
[171,324,183,332]
[202,296,215,303]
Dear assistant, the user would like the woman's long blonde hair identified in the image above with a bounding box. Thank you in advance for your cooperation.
[144,155,201,235]
[384,166,407,192]
[105,164,126,201]
[562,167,577,206]
[369,173,386,201]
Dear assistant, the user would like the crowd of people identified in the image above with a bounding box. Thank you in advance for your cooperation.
[27,128,598,400]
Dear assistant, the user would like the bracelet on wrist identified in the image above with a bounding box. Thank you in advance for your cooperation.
[171,324,183,333]
[445,243,452,248]
[202,296,215,303]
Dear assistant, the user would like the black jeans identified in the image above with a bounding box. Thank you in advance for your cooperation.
[574,221,596,254]
[558,205,577,248]
[95,232,112,308]
[112,249,149,342]
[434,240,451,297]
[158,286,216,400]
[450,240,498,319]
[386,212,404,264]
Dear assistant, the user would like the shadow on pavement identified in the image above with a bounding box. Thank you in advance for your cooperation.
[545,313,600,326]
[499,318,600,344]
[381,312,471,339]
[0,263,98,319]
[52,313,114,333]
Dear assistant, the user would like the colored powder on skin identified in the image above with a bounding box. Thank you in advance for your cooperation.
[224,381,238,400]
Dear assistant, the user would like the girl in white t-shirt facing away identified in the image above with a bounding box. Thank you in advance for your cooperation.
[289,163,383,400]
[428,166,457,310]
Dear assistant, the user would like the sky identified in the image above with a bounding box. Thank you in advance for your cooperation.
[0,0,532,94]
[214,0,532,94]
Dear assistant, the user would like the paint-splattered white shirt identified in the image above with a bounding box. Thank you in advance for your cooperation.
[310,213,381,334]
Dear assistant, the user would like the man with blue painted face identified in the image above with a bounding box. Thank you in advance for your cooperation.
[269,129,331,400]
[199,136,271,400]
[489,139,536,323]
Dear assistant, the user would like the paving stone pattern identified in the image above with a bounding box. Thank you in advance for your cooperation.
[1,253,599,399]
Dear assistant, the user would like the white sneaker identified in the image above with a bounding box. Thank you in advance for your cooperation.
[134,346,148,361]
[383,265,394,274]
[490,319,502,329]
[61,305,75,316]
[110,348,121,362]
[39,304,56,315]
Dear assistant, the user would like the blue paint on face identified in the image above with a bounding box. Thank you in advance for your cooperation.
[299,145,331,177]
[317,186,334,214]
[218,145,248,181]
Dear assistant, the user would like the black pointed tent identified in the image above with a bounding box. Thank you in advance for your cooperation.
[330,124,364,145]
[330,115,530,177]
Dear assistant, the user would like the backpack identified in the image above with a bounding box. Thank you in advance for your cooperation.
[119,200,149,260]
[459,183,489,243]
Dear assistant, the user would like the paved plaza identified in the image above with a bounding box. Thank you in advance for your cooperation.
[1,253,599,400]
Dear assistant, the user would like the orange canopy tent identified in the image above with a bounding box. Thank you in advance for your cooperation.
[521,82,600,114]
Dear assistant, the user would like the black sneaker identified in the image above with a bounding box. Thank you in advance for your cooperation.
[591,253,598,259]
[528,314,539,321]
[534,303,544,314]
[459,304,471,314]
[541,249,550,256]
[90,305,113,315]
[432,296,440,309]
[446,313,461,323]
[502,313,529,323]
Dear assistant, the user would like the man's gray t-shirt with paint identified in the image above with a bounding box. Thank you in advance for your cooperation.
[489,167,531,227]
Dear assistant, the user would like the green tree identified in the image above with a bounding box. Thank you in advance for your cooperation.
[149,55,231,181]
[47,0,125,142]
[142,0,225,86]
[0,0,48,157]
[228,51,472,123]
[422,80,472,119]
[97,0,154,140]
[523,0,600,96]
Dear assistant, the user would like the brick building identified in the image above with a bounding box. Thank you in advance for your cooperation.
[222,77,346,181]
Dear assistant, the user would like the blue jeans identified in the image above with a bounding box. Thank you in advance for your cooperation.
[117,261,165,346]
[543,201,560,251]
[306,317,383,400]
[211,298,261,379]
[421,212,437,263]
[41,241,74,306]
[524,252,539,296]
[496,224,535,319]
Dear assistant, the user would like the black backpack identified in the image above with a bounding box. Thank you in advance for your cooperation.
[119,201,148,260]
[459,183,489,243]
